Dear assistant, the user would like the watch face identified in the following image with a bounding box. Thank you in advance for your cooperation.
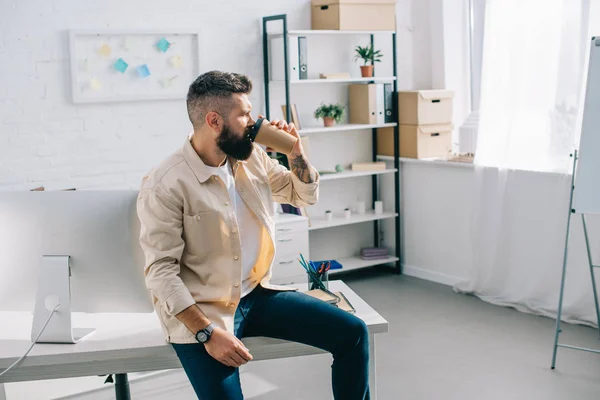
[197,332,208,343]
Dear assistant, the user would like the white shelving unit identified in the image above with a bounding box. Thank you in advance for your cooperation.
[262,15,401,275]
[299,122,397,135]
[272,77,396,85]
[309,211,397,231]
[270,30,396,38]
[329,256,400,275]
[319,168,397,181]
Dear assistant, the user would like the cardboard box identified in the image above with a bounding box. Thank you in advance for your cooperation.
[311,0,396,31]
[398,90,454,125]
[377,124,453,159]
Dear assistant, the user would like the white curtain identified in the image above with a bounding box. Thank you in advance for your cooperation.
[455,0,600,326]
[474,0,590,174]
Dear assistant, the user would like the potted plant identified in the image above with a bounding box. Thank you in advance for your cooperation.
[354,44,383,78]
[314,103,345,127]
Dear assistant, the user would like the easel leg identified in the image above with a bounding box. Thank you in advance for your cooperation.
[581,215,600,336]
[369,334,377,400]
[551,152,578,369]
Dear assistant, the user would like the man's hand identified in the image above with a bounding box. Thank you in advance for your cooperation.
[257,115,316,184]
[204,327,253,368]
[257,114,303,157]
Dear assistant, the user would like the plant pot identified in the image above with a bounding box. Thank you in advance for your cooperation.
[360,65,374,78]
[323,117,335,127]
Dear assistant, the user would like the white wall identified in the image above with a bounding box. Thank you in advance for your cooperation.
[0,0,431,193]
[0,0,310,191]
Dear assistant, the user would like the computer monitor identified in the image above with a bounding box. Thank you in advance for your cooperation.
[0,190,154,343]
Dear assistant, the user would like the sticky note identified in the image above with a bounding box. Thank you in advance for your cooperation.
[114,58,128,73]
[156,38,171,53]
[80,58,90,72]
[170,55,183,68]
[89,77,102,91]
[122,37,132,51]
[161,75,179,88]
[137,64,151,78]
[98,43,112,57]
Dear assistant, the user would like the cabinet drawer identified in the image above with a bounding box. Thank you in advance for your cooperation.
[273,254,298,268]
[274,231,309,256]
[274,224,307,235]
[272,252,308,285]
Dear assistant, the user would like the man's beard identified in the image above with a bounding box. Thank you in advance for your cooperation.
[216,123,254,161]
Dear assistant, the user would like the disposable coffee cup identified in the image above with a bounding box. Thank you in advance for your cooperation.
[247,118,298,155]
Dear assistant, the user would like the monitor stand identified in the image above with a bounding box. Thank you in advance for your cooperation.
[31,255,95,344]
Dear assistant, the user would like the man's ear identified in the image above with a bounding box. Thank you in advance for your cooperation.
[205,111,222,133]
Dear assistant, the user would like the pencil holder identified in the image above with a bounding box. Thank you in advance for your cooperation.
[308,270,329,291]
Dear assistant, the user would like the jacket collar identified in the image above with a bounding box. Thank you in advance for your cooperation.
[182,137,246,183]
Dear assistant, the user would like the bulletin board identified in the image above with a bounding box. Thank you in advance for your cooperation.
[69,29,200,103]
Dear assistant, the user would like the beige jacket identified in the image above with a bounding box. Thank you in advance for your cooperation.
[137,138,319,343]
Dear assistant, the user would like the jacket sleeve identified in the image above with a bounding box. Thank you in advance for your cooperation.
[137,187,196,316]
[257,146,319,207]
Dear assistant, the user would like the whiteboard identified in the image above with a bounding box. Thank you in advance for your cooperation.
[69,29,200,103]
[573,37,600,215]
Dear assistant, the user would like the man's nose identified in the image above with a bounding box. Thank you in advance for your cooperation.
[248,114,257,126]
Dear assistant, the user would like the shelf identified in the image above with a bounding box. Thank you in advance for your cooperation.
[271,77,397,85]
[309,211,397,231]
[320,168,397,181]
[299,123,397,135]
[270,30,396,37]
[329,256,400,274]
[377,155,475,169]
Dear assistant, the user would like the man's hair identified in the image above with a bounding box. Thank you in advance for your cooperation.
[186,71,252,128]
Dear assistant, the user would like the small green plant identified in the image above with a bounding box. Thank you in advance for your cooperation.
[354,44,383,66]
[314,103,345,123]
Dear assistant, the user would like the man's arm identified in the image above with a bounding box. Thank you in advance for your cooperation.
[137,187,197,319]
[176,304,212,333]
[257,119,319,207]
[138,188,213,331]
[288,153,317,184]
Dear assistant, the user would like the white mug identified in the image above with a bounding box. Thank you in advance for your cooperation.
[374,201,383,215]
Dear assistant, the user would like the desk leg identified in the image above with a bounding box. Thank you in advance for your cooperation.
[0,383,6,400]
[114,374,131,400]
[369,334,377,400]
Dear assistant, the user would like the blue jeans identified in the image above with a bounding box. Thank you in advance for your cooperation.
[171,285,370,400]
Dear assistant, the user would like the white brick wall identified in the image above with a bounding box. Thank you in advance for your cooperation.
[0,0,313,191]
[0,0,425,193]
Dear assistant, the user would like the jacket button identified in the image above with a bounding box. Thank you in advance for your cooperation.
[229,303,236,308]
[196,215,201,221]
[225,201,230,206]
[234,282,240,288]
[234,255,239,260]
[231,228,238,234]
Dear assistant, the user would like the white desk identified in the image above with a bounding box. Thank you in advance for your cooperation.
[0,281,388,399]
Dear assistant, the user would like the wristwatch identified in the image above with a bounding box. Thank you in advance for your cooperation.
[195,323,215,344]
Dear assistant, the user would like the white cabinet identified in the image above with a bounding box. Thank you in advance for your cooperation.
[270,213,309,286]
